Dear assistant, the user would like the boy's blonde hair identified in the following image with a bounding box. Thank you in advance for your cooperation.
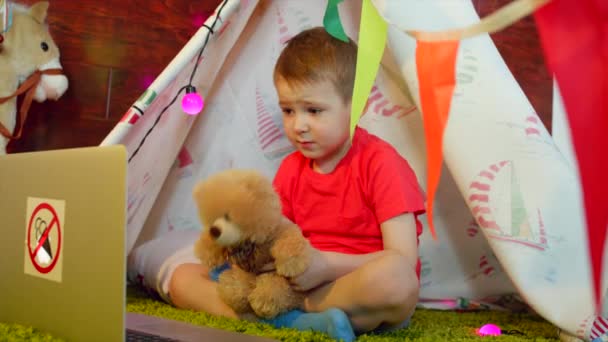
[273,27,357,104]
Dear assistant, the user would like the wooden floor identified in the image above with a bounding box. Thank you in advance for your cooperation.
[7,0,552,153]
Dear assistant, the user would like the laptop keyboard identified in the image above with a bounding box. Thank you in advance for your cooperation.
[126,329,180,341]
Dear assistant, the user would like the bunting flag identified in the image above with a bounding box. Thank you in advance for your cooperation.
[376,0,548,241]
[415,40,460,239]
[349,0,387,138]
[323,0,348,42]
[534,0,608,313]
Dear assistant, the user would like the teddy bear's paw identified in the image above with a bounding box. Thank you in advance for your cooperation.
[272,228,312,277]
[217,268,256,313]
[275,254,310,278]
[249,273,301,319]
[249,295,283,319]
[218,287,253,314]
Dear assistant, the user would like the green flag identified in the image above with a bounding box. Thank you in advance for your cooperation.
[323,0,349,42]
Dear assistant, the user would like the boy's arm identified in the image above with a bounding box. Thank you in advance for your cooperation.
[322,213,418,279]
[379,213,419,270]
[289,213,417,291]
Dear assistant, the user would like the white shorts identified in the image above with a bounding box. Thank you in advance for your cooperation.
[127,229,201,305]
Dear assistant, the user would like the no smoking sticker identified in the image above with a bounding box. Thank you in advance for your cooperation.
[24,197,65,282]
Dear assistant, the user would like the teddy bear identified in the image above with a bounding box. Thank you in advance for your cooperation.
[192,168,312,319]
[0,1,69,154]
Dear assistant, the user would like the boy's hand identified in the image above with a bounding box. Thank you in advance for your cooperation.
[288,247,331,292]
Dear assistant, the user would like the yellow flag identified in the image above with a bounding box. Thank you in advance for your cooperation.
[350,0,387,137]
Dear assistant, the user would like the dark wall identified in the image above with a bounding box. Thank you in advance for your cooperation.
[7,0,220,153]
[6,0,552,153]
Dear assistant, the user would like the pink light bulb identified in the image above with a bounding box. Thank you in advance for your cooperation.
[182,86,204,115]
[476,323,502,336]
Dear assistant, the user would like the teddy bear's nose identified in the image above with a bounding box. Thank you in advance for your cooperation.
[209,226,221,239]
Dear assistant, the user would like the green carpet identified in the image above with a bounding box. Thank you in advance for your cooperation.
[0,287,561,341]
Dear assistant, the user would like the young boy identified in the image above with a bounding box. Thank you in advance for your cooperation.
[168,27,425,340]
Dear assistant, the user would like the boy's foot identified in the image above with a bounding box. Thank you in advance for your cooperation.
[263,308,355,342]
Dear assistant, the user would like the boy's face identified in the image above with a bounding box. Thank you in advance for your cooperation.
[275,77,351,172]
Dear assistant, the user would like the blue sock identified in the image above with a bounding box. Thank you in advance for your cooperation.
[263,308,356,342]
[210,265,355,341]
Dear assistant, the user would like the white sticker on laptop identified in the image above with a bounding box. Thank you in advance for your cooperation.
[24,197,65,282]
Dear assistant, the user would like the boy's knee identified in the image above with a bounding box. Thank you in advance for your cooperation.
[386,274,419,321]
[168,263,207,309]
[360,253,419,310]
[168,264,189,307]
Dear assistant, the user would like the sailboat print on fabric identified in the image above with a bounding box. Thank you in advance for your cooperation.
[172,147,194,179]
[255,88,294,159]
[419,255,432,288]
[577,289,608,341]
[250,4,315,160]
[464,253,499,282]
[363,85,416,119]
[468,161,548,251]
[277,6,291,44]
[127,171,151,226]
[276,5,312,45]
[577,312,608,341]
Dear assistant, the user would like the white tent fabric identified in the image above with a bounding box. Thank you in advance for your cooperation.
[101,1,608,340]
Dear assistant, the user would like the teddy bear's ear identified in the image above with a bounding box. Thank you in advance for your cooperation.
[29,1,49,24]
[242,170,275,198]
[192,181,203,198]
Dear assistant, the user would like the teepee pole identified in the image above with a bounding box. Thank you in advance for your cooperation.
[100,0,240,147]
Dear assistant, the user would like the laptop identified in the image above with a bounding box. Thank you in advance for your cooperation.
[0,146,276,342]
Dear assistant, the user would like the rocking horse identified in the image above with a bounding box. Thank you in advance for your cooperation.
[0,0,68,154]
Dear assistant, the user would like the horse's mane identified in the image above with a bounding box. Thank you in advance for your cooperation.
[10,2,29,14]
[9,2,50,29]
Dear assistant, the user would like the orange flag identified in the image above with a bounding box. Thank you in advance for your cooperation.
[534,0,608,313]
[415,40,460,239]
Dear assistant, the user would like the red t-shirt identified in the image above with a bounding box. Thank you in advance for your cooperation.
[273,127,426,276]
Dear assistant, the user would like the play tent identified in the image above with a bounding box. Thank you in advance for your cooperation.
[100,0,608,340]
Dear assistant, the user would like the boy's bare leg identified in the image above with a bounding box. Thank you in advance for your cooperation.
[303,253,419,333]
[168,263,239,319]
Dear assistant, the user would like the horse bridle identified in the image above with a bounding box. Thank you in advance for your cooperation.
[0,68,63,140]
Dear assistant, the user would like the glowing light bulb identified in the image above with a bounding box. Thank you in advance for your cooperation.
[476,323,502,336]
[182,85,204,115]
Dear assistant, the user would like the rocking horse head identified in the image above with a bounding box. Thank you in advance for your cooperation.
[0,1,68,154]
